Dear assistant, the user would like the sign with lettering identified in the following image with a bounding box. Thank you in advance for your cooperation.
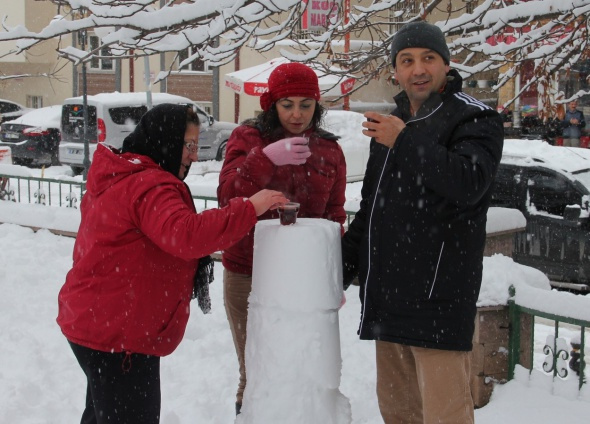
[0,146,12,164]
[306,0,341,32]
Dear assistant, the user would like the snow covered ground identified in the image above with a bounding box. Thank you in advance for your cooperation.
[0,163,589,423]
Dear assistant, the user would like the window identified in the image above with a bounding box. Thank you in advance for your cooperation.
[27,96,43,109]
[108,107,148,125]
[559,58,590,103]
[464,0,478,14]
[178,46,209,72]
[0,101,21,114]
[61,104,98,140]
[195,102,212,115]
[89,35,113,71]
[491,165,521,209]
[527,170,580,216]
[390,0,418,33]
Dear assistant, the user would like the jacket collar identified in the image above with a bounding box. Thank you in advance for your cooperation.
[393,69,463,122]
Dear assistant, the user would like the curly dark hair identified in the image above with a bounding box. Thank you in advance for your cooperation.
[249,101,327,140]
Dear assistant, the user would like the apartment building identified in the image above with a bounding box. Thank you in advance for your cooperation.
[0,0,71,109]
[0,0,216,115]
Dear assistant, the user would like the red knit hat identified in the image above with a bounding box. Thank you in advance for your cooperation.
[260,62,321,111]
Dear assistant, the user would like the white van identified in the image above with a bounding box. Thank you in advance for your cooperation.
[59,92,237,175]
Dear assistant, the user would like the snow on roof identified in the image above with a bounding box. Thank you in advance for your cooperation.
[502,139,590,175]
[65,91,193,106]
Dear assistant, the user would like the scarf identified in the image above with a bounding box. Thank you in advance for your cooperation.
[192,255,215,314]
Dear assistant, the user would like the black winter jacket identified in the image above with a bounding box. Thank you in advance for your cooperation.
[342,70,504,351]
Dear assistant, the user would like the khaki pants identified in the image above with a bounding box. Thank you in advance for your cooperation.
[562,138,580,148]
[376,341,474,424]
[223,269,253,405]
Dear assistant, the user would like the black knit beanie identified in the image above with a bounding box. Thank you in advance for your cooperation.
[121,103,189,178]
[390,21,450,68]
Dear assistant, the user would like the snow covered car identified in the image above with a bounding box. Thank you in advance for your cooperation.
[0,99,31,124]
[0,105,61,166]
[59,92,237,175]
[323,110,371,182]
[491,139,590,292]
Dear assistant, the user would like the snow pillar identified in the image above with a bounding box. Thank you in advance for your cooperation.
[236,218,351,424]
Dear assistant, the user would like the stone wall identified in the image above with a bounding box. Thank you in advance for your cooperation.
[471,305,532,408]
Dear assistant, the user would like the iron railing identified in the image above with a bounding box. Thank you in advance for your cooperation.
[0,173,358,222]
[0,173,86,208]
[508,285,588,390]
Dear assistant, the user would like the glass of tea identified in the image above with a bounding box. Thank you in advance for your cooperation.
[278,202,300,226]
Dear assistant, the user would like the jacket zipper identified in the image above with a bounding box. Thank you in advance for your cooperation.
[359,148,392,333]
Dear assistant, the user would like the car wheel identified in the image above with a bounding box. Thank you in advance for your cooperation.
[71,166,84,176]
[216,141,227,161]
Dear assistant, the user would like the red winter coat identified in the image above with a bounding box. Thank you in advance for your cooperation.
[57,144,258,356]
[217,124,347,274]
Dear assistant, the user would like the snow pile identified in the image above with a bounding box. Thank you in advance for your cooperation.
[479,254,551,307]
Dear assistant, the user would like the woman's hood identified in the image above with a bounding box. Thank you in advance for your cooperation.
[120,103,189,178]
[86,143,163,196]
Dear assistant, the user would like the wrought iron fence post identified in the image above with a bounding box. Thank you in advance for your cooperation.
[508,285,520,380]
[580,326,587,390]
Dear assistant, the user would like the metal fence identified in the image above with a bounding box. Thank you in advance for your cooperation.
[508,285,588,391]
[0,172,358,222]
[0,173,86,208]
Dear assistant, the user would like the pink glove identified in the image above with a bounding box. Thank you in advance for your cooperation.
[262,137,311,166]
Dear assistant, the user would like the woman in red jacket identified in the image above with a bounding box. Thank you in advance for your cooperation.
[57,103,288,424]
[217,63,347,415]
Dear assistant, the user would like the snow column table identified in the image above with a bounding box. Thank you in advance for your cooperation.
[237,218,352,424]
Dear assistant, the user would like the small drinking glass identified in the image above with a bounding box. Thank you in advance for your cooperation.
[278,202,300,225]
[303,133,317,146]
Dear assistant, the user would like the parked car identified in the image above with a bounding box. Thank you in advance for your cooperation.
[59,92,237,175]
[0,145,13,200]
[0,105,61,166]
[323,110,371,182]
[491,139,590,292]
[0,99,31,123]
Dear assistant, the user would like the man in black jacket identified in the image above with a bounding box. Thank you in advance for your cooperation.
[342,21,504,424]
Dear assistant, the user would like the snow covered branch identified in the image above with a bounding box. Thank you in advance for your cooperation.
[0,0,588,108]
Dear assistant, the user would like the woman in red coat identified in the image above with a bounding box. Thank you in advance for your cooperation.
[57,103,288,424]
[217,63,347,415]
